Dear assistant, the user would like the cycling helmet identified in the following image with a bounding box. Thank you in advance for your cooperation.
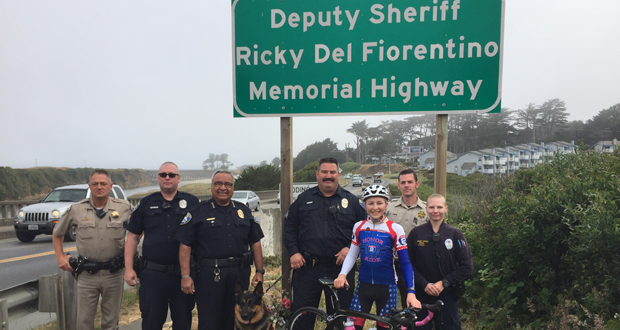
[361,184,390,201]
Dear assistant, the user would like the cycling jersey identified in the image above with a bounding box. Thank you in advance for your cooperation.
[340,217,414,290]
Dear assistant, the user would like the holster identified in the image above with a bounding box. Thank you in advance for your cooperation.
[109,253,125,273]
[68,255,85,280]
[241,250,253,270]
[452,282,466,301]
[133,255,145,277]
[189,254,200,279]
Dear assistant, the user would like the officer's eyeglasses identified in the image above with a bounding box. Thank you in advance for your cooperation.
[158,173,179,178]
[213,181,234,188]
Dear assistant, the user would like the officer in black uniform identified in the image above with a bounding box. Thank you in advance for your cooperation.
[124,162,199,330]
[407,194,473,330]
[175,170,264,330]
[283,158,366,329]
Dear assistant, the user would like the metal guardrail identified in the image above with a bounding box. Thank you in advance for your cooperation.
[0,271,80,330]
[0,279,39,328]
[1,190,278,222]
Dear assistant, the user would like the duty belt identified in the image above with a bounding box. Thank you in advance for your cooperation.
[302,251,337,266]
[144,260,181,275]
[200,257,242,267]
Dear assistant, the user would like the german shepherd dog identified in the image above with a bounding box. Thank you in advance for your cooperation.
[234,281,269,330]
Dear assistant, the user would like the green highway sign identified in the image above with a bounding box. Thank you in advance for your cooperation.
[232,0,504,117]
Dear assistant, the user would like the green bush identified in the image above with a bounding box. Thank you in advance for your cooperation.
[235,165,280,191]
[293,160,319,182]
[459,149,620,328]
[341,162,361,173]
[0,167,150,201]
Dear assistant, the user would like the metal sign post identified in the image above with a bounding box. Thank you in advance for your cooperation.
[279,117,293,292]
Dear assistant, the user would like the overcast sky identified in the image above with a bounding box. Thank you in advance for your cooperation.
[1,1,619,171]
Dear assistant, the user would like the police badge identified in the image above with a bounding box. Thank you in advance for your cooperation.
[237,209,244,219]
[179,199,187,209]
[341,198,349,209]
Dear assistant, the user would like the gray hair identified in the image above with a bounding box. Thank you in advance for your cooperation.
[89,169,111,183]
[211,170,235,184]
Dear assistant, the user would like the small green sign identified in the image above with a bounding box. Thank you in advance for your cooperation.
[232,0,504,117]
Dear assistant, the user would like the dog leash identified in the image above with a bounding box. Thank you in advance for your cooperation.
[265,267,293,293]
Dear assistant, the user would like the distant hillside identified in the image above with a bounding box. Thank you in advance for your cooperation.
[0,167,151,201]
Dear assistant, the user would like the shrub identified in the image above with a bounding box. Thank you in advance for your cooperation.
[459,149,620,328]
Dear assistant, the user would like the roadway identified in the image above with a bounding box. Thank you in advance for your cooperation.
[0,208,265,291]
[0,178,396,291]
[0,235,75,290]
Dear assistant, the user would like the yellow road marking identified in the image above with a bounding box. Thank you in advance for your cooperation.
[0,247,77,264]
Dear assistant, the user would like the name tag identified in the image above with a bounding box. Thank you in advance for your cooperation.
[150,206,159,209]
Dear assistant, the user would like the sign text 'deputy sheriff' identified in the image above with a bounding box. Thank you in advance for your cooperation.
[232,0,504,117]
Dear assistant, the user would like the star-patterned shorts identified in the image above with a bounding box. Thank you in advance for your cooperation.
[349,281,398,317]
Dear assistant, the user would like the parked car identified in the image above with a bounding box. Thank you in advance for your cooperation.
[277,192,281,204]
[373,177,383,183]
[352,179,362,187]
[345,173,352,179]
[365,174,373,179]
[362,181,371,186]
[232,190,261,211]
[13,184,128,243]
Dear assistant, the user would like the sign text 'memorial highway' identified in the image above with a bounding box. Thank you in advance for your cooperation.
[232,0,505,117]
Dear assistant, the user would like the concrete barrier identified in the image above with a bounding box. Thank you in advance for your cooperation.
[257,207,282,257]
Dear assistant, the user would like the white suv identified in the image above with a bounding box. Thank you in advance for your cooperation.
[13,184,128,243]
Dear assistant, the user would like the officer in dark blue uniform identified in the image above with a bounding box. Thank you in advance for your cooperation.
[124,162,199,330]
[175,170,264,330]
[283,158,367,329]
[408,194,473,330]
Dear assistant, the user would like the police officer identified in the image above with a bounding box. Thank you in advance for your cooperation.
[283,157,367,329]
[53,170,132,330]
[175,170,264,330]
[407,194,473,330]
[386,168,428,308]
[124,162,199,330]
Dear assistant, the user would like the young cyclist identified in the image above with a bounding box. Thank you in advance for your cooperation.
[334,185,421,330]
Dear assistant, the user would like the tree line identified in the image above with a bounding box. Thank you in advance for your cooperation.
[347,100,619,161]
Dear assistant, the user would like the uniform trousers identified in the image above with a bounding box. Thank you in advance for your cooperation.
[291,263,355,330]
[138,268,194,330]
[76,269,124,330]
[194,265,251,330]
[415,292,461,330]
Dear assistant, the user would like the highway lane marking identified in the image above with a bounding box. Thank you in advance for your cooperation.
[0,247,77,264]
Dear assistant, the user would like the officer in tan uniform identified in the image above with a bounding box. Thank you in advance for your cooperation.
[53,169,132,330]
[386,168,428,308]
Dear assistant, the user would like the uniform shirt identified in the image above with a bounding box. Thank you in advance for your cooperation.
[54,197,132,262]
[386,197,428,235]
[126,191,199,265]
[407,221,473,290]
[352,218,408,286]
[174,198,264,259]
[283,185,367,258]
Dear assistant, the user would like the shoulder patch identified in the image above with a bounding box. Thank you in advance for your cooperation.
[132,202,139,212]
[180,212,192,225]
[253,215,259,224]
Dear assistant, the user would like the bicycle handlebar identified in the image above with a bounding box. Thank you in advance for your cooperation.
[389,300,444,326]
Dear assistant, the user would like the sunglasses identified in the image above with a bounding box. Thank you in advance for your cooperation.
[158,172,179,178]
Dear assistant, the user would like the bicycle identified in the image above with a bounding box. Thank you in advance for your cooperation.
[287,278,443,330]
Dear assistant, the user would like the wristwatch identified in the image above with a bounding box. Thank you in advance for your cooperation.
[442,279,451,288]
[256,269,265,274]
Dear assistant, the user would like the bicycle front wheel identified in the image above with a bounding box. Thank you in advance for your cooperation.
[287,307,328,330]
